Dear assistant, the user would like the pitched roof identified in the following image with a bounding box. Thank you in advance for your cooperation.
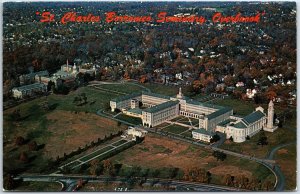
[217,119,236,127]
[13,83,46,91]
[111,92,142,103]
[242,111,265,126]
[192,128,215,136]
[206,107,233,120]
[127,108,142,115]
[233,121,247,129]
[142,91,170,100]
[143,100,179,113]
[186,98,224,110]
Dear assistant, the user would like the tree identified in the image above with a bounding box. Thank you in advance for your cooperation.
[223,174,234,186]
[103,159,114,176]
[19,152,29,163]
[28,141,38,151]
[212,151,227,161]
[15,136,25,146]
[47,80,55,92]
[89,159,101,176]
[257,132,268,146]
[11,109,21,121]
[3,175,16,190]
[210,134,220,143]
[139,75,147,83]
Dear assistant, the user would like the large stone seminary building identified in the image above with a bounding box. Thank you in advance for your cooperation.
[110,88,277,143]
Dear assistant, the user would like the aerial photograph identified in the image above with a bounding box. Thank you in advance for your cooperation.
[2,1,297,192]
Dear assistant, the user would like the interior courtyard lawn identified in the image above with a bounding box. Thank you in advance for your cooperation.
[115,114,142,125]
[274,144,297,191]
[110,133,276,188]
[162,124,190,134]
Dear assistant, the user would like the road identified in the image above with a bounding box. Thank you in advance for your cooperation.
[264,141,296,191]
[17,174,243,192]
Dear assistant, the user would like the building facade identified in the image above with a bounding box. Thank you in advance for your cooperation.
[12,83,47,98]
[110,88,277,143]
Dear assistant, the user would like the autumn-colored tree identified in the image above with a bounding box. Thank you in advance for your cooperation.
[103,159,114,176]
[184,167,210,183]
[28,141,38,151]
[89,159,101,176]
[139,75,148,83]
[192,80,203,93]
[223,174,234,186]
[224,75,234,86]
[15,136,25,146]
[123,71,130,80]
[3,175,15,190]
[265,90,277,101]
[19,152,29,163]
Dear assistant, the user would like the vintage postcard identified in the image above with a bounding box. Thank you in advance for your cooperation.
[2,1,297,192]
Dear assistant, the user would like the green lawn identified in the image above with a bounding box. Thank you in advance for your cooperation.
[139,83,179,96]
[14,181,62,192]
[162,124,190,134]
[115,114,142,125]
[96,83,146,94]
[211,98,257,116]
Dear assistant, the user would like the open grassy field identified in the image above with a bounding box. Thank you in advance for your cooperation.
[274,144,297,191]
[95,83,146,94]
[3,87,128,175]
[110,133,275,187]
[14,181,62,192]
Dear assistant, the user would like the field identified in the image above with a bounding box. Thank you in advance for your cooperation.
[274,144,297,191]
[13,182,62,192]
[110,133,275,186]
[3,87,127,175]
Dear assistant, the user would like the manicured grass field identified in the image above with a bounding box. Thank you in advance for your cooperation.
[80,146,115,162]
[96,83,146,94]
[112,139,128,147]
[115,114,142,125]
[162,124,190,134]
[211,98,257,116]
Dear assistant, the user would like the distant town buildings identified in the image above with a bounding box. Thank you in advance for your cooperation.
[12,83,47,98]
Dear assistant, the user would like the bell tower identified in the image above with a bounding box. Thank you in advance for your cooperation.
[264,99,278,132]
[267,100,274,128]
